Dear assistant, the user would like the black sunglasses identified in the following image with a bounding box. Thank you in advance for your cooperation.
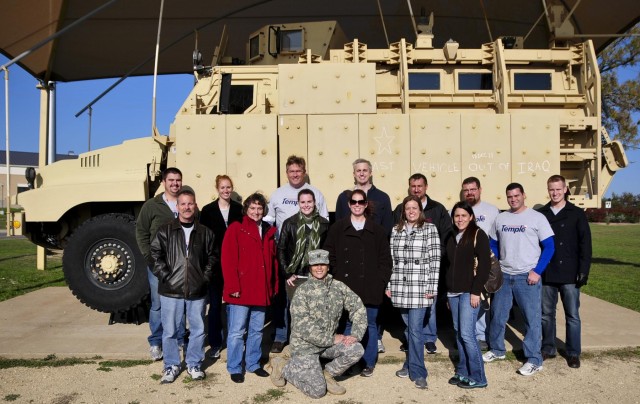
[349,199,367,206]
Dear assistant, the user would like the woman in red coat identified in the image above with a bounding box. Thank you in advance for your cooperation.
[222,192,279,383]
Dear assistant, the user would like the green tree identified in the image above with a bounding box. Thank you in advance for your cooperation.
[599,24,640,149]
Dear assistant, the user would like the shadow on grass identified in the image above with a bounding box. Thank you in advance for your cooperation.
[0,255,37,263]
[591,257,640,268]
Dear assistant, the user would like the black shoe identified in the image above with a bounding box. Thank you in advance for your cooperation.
[448,374,465,385]
[542,352,557,361]
[360,367,374,377]
[230,373,244,383]
[567,356,581,368]
[252,367,269,377]
[270,341,285,353]
[477,340,489,351]
[399,344,408,352]
[425,342,437,354]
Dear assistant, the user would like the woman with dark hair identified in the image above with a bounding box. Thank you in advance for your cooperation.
[324,189,392,378]
[222,192,279,383]
[387,195,440,389]
[200,175,243,359]
[277,188,330,298]
[446,201,490,389]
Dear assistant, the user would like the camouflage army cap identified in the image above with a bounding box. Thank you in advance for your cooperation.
[308,249,330,265]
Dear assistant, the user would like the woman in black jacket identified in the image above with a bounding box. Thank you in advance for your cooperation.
[277,188,330,298]
[446,201,490,389]
[199,175,243,358]
[324,189,392,377]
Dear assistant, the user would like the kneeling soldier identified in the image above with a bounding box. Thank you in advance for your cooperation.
[269,249,366,398]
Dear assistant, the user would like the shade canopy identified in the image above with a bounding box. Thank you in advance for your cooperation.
[1,0,639,82]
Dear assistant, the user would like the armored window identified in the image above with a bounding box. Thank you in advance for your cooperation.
[249,34,261,60]
[280,29,304,53]
[513,73,552,91]
[408,72,440,90]
[228,85,254,114]
[458,72,493,91]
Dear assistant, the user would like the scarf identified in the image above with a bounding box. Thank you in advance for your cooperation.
[285,208,321,274]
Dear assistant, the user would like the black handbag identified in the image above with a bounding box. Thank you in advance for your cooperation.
[473,230,504,296]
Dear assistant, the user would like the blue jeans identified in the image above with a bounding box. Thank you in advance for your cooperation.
[345,305,379,368]
[400,307,427,380]
[160,295,206,369]
[489,273,542,366]
[226,304,266,374]
[542,283,581,357]
[475,303,490,341]
[207,280,224,350]
[422,303,437,344]
[147,268,186,347]
[449,294,487,384]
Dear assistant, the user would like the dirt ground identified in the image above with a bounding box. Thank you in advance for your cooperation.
[1,352,639,404]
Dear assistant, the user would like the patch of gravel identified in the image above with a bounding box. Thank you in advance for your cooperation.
[1,354,639,403]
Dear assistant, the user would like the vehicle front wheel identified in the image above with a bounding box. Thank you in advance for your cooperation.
[63,213,149,312]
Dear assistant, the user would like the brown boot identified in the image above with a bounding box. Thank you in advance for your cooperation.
[324,370,346,395]
[281,345,292,360]
[268,357,287,387]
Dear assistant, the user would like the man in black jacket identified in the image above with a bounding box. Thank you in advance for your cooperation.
[537,175,592,369]
[151,189,218,383]
[393,173,453,354]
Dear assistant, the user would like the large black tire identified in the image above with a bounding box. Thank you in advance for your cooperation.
[63,213,149,313]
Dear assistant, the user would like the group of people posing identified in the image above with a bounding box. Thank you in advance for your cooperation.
[135,155,591,399]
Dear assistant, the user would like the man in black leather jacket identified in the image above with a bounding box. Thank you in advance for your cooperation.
[151,189,217,384]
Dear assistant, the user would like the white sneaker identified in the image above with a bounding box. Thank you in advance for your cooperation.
[160,365,180,384]
[187,366,206,380]
[377,340,385,353]
[518,362,543,376]
[482,351,506,362]
[149,345,163,361]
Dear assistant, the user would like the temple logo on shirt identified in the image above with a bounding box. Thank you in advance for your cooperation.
[281,198,298,206]
[501,225,527,233]
[476,215,486,222]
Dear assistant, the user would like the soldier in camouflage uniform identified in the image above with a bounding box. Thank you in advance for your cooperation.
[269,249,366,398]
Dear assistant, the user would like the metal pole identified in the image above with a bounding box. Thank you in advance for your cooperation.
[47,81,56,164]
[0,0,120,72]
[151,0,165,135]
[88,107,92,151]
[3,67,10,235]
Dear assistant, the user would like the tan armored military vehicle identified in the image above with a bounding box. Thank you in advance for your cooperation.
[13,11,629,313]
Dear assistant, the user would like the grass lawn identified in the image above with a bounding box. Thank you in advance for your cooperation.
[0,238,66,302]
[582,224,640,312]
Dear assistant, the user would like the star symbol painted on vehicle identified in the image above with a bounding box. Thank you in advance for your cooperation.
[374,128,395,155]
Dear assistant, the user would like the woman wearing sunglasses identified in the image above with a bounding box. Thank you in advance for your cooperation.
[387,195,441,389]
[324,189,392,378]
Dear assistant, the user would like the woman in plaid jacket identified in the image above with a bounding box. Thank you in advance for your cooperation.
[386,195,441,389]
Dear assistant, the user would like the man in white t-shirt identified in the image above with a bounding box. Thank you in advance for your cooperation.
[266,155,329,353]
[483,183,555,377]
[265,155,329,230]
[460,177,499,350]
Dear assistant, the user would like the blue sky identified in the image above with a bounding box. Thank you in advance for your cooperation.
[1,54,638,197]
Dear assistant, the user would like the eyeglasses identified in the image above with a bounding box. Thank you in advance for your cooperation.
[349,199,367,206]
[463,188,479,193]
